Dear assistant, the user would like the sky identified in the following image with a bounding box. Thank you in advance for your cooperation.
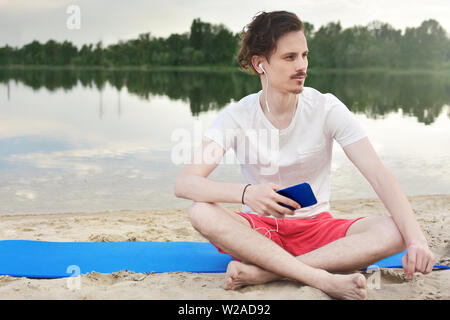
[1,0,450,48]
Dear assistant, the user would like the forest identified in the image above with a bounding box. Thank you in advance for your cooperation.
[0,18,449,69]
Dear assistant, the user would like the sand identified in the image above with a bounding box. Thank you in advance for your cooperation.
[0,194,449,300]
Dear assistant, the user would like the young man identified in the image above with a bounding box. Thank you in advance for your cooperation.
[174,11,435,300]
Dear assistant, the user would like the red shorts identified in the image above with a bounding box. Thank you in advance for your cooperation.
[213,211,365,259]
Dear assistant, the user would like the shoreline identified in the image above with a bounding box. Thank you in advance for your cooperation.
[0,194,449,299]
[1,193,448,218]
[1,65,449,75]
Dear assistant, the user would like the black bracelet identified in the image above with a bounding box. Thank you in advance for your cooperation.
[241,184,252,205]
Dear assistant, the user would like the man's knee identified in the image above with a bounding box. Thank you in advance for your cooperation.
[189,202,220,236]
[372,216,406,254]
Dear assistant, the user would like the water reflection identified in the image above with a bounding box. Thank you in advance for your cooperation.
[1,68,449,124]
[0,68,449,214]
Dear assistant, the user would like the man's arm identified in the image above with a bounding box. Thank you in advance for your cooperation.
[342,137,435,278]
[174,138,247,204]
[174,138,300,217]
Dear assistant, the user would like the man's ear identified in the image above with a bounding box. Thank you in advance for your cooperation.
[251,56,263,74]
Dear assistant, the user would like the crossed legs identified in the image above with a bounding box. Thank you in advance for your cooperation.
[189,202,406,300]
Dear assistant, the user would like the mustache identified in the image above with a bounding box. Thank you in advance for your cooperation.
[292,72,307,78]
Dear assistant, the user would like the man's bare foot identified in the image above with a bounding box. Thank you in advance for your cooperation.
[319,273,367,300]
[225,261,367,300]
[224,261,282,290]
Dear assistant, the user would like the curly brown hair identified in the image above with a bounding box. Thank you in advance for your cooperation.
[237,11,304,75]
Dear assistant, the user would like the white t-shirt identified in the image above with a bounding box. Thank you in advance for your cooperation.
[203,87,367,219]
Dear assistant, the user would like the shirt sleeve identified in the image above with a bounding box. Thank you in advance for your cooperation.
[325,93,367,148]
[203,107,239,152]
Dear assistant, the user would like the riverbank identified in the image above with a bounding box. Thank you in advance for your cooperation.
[1,64,449,75]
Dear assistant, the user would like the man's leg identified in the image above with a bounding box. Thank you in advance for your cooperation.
[224,215,406,289]
[189,202,367,300]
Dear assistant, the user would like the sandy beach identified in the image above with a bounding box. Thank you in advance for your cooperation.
[0,194,449,300]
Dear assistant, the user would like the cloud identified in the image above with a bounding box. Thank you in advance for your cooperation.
[0,0,73,12]
[15,189,36,200]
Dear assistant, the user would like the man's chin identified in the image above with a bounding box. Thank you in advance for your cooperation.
[292,86,304,94]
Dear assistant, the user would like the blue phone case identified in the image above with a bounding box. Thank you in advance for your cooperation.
[276,182,317,210]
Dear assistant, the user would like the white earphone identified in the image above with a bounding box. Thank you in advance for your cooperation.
[258,63,265,74]
[256,62,284,223]
[258,63,272,114]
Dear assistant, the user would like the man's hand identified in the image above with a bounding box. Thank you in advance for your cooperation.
[401,239,435,279]
[243,183,301,218]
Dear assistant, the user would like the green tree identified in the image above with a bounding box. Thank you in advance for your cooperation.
[60,41,77,65]
[303,22,315,41]
[401,19,448,68]
[92,41,105,66]
[190,18,206,50]
[166,33,190,65]
[22,40,44,64]
[368,21,402,68]
[1,17,448,69]
[209,24,238,65]
[309,21,342,68]
[76,44,94,65]
[0,45,15,65]
[43,40,61,65]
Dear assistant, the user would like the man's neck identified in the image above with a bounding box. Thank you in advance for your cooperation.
[260,89,298,117]
[259,89,299,130]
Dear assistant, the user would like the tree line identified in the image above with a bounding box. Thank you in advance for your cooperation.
[0,18,449,69]
[2,67,449,124]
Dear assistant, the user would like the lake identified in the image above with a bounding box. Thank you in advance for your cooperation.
[0,68,449,214]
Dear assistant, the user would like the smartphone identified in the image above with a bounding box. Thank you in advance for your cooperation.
[276,182,317,210]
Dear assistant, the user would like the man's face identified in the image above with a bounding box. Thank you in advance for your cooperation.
[262,30,309,94]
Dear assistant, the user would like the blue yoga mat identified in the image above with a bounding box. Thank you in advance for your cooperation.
[0,240,233,278]
[0,240,448,279]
